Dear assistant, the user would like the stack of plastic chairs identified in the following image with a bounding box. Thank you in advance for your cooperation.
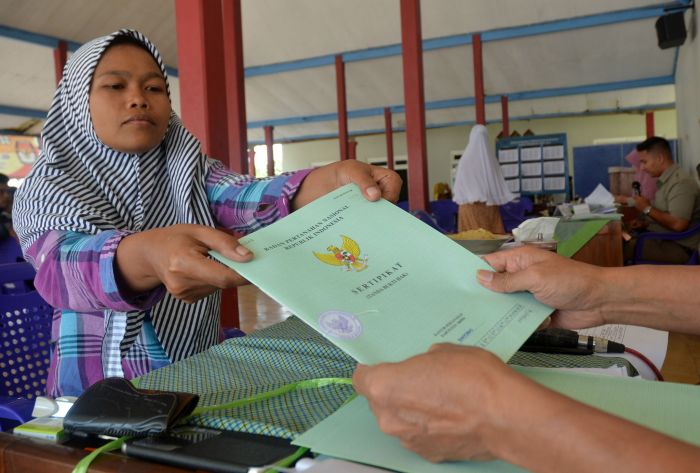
[429,200,458,234]
[411,209,446,233]
[0,262,53,430]
[499,196,534,233]
[0,237,23,264]
[632,222,700,265]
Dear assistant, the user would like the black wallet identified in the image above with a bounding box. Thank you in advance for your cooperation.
[63,377,199,438]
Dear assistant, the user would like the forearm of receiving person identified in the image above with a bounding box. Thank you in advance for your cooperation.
[593,265,700,334]
[485,373,700,473]
[26,230,165,312]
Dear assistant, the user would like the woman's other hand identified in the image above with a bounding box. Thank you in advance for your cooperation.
[115,224,251,303]
[292,160,402,209]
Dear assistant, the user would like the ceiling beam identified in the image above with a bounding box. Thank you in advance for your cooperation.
[245,3,680,77]
[0,104,48,119]
[247,102,676,145]
[0,2,686,79]
[1,74,674,125]
[247,75,675,128]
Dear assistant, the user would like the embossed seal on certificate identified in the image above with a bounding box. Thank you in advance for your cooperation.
[318,310,362,340]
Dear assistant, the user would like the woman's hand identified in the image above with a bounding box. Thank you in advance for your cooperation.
[292,160,402,209]
[115,224,252,303]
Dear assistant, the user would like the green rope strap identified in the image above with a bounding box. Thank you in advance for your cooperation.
[71,377,353,473]
[72,436,128,473]
[190,376,353,416]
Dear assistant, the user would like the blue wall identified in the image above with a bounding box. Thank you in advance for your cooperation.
[572,140,678,198]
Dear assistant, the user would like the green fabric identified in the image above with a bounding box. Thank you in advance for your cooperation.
[136,317,357,439]
[135,317,636,439]
[555,219,608,258]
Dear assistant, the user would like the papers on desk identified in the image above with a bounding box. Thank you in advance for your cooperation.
[211,184,553,365]
[584,183,615,208]
[555,203,621,221]
[551,185,621,221]
[294,367,700,473]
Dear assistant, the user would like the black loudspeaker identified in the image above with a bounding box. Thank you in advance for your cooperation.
[655,12,687,49]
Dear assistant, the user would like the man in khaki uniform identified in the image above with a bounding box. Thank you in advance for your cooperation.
[616,137,700,263]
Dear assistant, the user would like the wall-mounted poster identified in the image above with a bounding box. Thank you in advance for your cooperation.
[0,135,40,178]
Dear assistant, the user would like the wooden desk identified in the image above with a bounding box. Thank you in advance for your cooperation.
[569,220,623,267]
[0,432,190,473]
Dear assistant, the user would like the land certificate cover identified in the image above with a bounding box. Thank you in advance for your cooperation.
[212,184,552,364]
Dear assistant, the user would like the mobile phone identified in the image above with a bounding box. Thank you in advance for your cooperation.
[122,426,299,473]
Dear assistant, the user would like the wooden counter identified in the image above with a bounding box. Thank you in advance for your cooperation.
[569,220,623,267]
[0,432,190,473]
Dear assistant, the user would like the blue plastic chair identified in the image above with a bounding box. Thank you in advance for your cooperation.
[632,222,700,265]
[429,200,458,234]
[411,209,446,233]
[0,237,23,264]
[499,197,534,233]
[396,200,409,212]
[0,262,53,430]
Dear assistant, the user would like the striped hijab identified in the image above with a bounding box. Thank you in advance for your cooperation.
[14,29,220,362]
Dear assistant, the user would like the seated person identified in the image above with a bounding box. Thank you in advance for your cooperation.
[614,137,700,263]
[354,246,700,471]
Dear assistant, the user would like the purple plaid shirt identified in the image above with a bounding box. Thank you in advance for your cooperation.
[27,166,311,396]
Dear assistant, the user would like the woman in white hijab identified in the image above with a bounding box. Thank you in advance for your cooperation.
[453,125,514,233]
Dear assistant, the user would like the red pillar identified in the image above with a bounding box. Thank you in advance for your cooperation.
[175,0,229,160]
[501,95,509,137]
[335,55,349,161]
[175,0,238,329]
[264,126,275,176]
[646,112,655,138]
[473,33,486,125]
[400,0,429,212]
[53,40,67,86]
[248,149,256,177]
[348,140,358,160]
[384,108,395,170]
[221,0,248,174]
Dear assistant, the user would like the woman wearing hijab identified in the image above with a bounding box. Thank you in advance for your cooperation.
[13,30,400,396]
[452,125,515,233]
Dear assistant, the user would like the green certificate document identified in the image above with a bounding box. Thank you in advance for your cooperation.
[212,184,552,364]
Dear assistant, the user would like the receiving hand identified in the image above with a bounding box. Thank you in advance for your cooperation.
[292,160,402,209]
[353,344,534,462]
[115,224,252,303]
[477,246,608,329]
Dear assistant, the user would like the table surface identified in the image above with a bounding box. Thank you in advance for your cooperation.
[0,219,635,472]
[567,219,623,267]
[0,432,191,472]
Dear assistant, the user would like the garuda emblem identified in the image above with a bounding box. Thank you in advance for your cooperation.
[313,235,368,272]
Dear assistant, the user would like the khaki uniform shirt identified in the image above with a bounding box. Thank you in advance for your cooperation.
[648,164,700,249]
